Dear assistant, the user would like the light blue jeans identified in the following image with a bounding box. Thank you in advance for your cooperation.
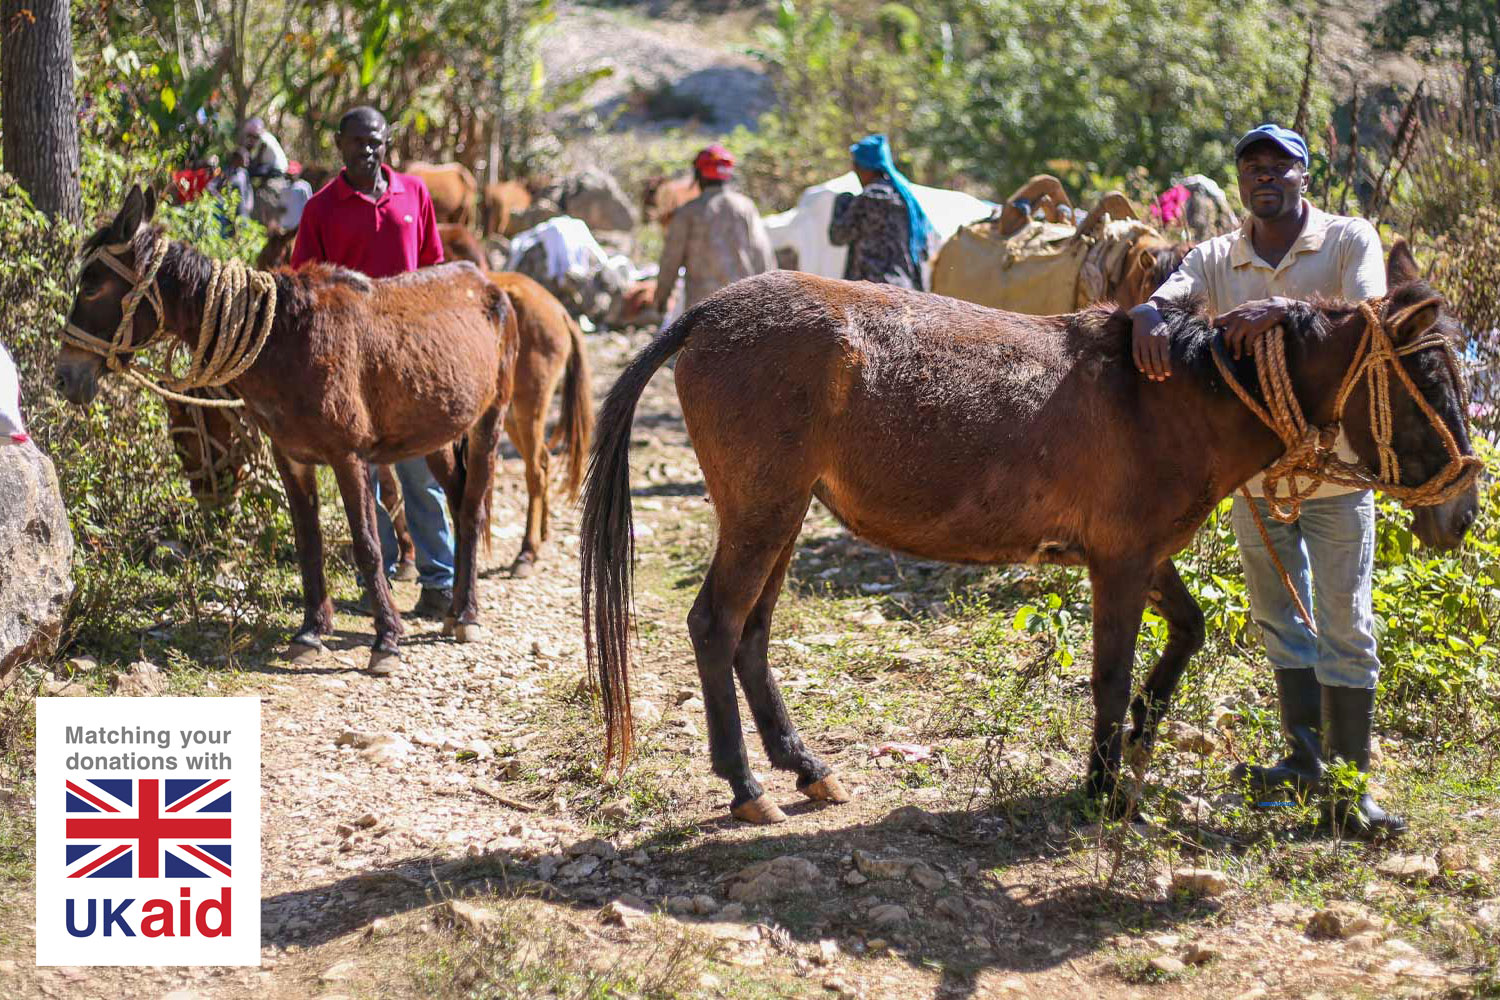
[369,457,455,590]
[1230,490,1380,690]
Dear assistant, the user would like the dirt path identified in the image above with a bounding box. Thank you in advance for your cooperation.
[6,330,1497,1000]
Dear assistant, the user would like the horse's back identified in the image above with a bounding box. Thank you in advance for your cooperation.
[673,271,1134,563]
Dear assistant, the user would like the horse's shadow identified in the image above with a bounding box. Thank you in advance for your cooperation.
[259,795,1224,998]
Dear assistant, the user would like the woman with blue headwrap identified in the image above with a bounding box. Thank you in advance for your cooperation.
[828,134,935,290]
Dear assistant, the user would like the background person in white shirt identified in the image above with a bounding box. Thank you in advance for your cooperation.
[1128,124,1405,838]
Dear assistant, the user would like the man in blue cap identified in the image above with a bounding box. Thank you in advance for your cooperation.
[1128,123,1403,837]
[828,134,934,289]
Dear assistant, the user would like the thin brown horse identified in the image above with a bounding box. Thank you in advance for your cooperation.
[487,271,593,575]
[161,272,593,577]
[581,242,1480,823]
[58,185,519,670]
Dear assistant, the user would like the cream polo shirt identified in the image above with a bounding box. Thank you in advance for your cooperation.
[1153,201,1387,498]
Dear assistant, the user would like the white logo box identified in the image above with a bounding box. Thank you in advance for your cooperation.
[36,697,261,966]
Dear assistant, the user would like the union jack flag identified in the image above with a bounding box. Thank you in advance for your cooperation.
[64,778,232,879]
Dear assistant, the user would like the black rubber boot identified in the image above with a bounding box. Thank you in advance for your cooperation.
[1321,684,1407,839]
[1232,669,1323,805]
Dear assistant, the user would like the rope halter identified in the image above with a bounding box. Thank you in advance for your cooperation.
[1210,296,1485,636]
[61,233,278,409]
[1213,295,1485,524]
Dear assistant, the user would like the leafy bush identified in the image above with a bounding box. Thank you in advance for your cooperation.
[2,142,296,673]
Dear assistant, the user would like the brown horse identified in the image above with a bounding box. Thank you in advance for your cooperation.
[484,180,533,238]
[58,185,519,670]
[642,173,700,228]
[162,389,420,580]
[580,243,1480,823]
[160,272,593,577]
[487,271,593,575]
[405,161,479,227]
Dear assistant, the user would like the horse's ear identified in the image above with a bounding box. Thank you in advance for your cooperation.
[1387,237,1420,287]
[110,185,146,243]
[1136,246,1157,277]
[142,186,158,223]
[1388,297,1442,345]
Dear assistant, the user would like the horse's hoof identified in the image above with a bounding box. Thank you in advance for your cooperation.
[289,631,325,652]
[441,615,457,637]
[367,648,400,676]
[799,775,851,804]
[284,643,323,666]
[510,557,536,579]
[731,796,788,825]
[455,622,486,643]
[393,559,419,582]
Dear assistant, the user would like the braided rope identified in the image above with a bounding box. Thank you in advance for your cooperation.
[1210,296,1486,635]
[61,234,278,409]
[1213,297,1484,524]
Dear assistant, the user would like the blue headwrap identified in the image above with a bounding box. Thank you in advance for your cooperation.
[850,134,934,265]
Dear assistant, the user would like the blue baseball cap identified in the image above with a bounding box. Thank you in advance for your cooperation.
[1233,123,1309,166]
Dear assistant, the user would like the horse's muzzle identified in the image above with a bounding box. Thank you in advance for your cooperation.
[1412,486,1480,552]
[55,353,103,406]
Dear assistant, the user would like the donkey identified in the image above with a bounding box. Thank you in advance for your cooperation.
[580,243,1480,823]
[57,185,519,671]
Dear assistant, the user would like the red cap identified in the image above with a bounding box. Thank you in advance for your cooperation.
[694,145,735,181]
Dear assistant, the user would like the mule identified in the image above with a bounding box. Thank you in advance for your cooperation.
[58,185,519,670]
[580,242,1480,823]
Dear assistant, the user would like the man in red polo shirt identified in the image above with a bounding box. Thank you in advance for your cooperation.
[292,106,455,618]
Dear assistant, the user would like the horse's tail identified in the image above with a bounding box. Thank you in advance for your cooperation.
[548,310,594,500]
[580,310,699,770]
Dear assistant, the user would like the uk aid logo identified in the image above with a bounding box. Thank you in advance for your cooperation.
[37,697,261,966]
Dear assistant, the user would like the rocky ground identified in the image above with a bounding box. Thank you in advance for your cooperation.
[3,330,1499,1000]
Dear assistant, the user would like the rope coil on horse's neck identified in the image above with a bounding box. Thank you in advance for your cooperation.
[1210,296,1485,633]
[61,233,278,408]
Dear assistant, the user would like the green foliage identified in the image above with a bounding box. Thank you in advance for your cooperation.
[735,0,961,209]
[937,0,1321,197]
[736,0,1321,206]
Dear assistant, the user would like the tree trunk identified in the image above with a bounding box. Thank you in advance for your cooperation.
[1,0,82,223]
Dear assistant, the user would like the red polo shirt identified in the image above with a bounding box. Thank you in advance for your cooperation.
[290,165,444,277]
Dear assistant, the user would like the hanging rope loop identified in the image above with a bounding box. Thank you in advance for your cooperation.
[61,233,277,408]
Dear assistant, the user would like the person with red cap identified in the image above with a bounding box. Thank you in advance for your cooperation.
[653,144,775,314]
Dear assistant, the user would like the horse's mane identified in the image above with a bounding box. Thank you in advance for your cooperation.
[1153,293,1334,400]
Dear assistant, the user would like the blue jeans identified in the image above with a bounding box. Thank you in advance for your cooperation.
[1231,491,1379,689]
[370,457,454,590]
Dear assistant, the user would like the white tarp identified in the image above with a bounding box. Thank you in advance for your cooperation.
[506,215,611,282]
[1,341,28,444]
[762,172,995,288]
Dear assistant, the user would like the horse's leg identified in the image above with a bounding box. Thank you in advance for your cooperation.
[329,454,403,669]
[1086,558,1152,809]
[732,528,849,807]
[689,514,807,824]
[377,465,418,581]
[447,405,505,641]
[272,447,331,649]
[1128,559,1206,753]
[503,406,550,577]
